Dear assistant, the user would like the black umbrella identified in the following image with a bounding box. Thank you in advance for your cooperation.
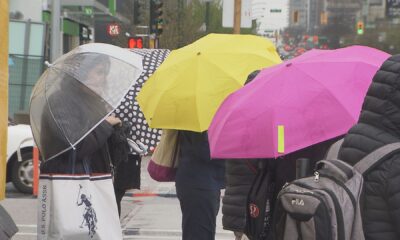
[114,49,170,152]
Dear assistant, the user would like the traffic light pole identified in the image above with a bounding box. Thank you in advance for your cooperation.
[233,0,241,34]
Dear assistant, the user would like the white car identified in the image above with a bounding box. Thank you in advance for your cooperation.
[6,120,35,194]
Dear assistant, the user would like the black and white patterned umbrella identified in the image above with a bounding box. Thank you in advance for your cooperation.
[114,49,170,152]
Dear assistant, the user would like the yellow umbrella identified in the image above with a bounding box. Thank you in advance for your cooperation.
[137,33,282,132]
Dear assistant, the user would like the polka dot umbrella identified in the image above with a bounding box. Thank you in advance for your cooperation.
[114,49,170,152]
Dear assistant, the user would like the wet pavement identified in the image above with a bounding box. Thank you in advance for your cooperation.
[2,157,234,240]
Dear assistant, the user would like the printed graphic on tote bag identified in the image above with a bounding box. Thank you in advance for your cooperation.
[76,184,98,238]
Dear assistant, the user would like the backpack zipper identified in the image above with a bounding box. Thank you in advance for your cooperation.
[319,173,357,215]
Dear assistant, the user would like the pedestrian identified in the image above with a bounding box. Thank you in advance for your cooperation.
[40,54,121,174]
[222,70,262,240]
[337,54,399,240]
[108,122,143,216]
[224,139,339,240]
[222,158,260,240]
[39,54,123,239]
[175,130,225,240]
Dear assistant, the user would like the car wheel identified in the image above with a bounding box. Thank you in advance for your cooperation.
[11,151,34,194]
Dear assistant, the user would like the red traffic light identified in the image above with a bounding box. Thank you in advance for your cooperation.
[128,37,143,49]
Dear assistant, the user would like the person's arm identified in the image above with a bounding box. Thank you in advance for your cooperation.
[75,116,120,160]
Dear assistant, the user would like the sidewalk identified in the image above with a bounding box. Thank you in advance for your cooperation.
[126,156,177,198]
[121,157,232,240]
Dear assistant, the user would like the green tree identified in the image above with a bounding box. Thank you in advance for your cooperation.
[159,0,255,49]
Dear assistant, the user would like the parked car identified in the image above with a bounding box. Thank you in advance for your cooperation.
[6,119,35,194]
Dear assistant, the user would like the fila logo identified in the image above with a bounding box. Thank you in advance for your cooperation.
[291,198,305,206]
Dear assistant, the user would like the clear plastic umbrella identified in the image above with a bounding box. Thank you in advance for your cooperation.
[30,43,143,161]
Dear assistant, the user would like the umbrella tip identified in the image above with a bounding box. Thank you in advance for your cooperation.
[286,62,292,67]
[197,52,201,56]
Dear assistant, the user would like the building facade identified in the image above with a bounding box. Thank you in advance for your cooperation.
[8,0,135,119]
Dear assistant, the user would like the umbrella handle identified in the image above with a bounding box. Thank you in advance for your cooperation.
[127,138,148,155]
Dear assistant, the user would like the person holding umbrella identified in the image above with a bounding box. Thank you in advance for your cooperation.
[174,130,225,239]
[137,34,282,240]
[222,70,262,240]
[336,55,400,240]
[39,54,122,174]
[30,43,143,239]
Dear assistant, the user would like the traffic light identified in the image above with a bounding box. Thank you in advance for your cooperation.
[150,0,164,35]
[133,0,142,25]
[357,21,364,35]
[320,12,328,25]
[128,37,143,49]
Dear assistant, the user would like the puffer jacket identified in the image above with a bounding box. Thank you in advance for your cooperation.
[222,159,260,232]
[222,136,340,233]
[338,54,399,240]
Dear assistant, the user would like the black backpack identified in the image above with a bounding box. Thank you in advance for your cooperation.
[245,161,275,240]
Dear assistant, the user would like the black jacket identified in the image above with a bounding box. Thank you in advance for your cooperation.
[175,130,225,190]
[338,55,398,240]
[221,137,339,233]
[222,159,260,232]
[40,121,113,174]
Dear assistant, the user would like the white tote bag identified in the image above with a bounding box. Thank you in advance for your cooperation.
[37,173,122,240]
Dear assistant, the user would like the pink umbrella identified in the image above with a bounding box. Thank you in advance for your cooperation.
[208,46,390,159]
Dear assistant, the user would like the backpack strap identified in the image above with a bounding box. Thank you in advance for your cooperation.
[354,142,400,174]
[316,160,353,182]
[325,138,344,160]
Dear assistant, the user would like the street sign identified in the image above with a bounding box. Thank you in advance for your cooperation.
[270,9,282,13]
[107,23,120,37]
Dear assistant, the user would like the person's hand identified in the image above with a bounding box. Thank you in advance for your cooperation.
[106,115,122,126]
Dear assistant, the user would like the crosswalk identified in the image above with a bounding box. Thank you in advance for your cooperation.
[123,228,233,240]
[14,225,234,240]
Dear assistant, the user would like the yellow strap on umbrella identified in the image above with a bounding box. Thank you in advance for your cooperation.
[278,125,285,154]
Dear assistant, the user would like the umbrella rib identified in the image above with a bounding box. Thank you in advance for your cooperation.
[291,64,356,121]
[49,63,138,151]
[44,69,74,148]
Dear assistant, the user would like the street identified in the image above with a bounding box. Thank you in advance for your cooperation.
[1,157,233,240]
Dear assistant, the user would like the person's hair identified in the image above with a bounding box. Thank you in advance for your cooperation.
[245,70,261,85]
[82,54,111,73]
[63,53,111,80]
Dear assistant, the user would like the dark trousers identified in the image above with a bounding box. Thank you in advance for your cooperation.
[176,186,221,240]
[114,187,125,216]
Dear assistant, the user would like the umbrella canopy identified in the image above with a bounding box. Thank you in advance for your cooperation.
[137,33,282,132]
[115,49,170,151]
[30,43,143,161]
[208,45,390,159]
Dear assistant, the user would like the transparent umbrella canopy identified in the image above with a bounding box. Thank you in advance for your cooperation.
[30,43,143,161]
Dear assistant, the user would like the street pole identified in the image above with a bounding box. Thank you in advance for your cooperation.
[233,0,241,34]
[307,0,311,33]
[205,1,210,33]
[51,0,61,62]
